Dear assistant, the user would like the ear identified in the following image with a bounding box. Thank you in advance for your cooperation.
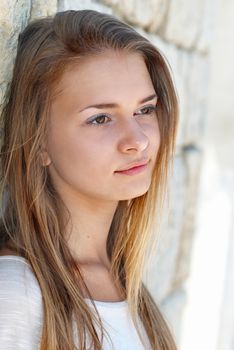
[39,146,52,167]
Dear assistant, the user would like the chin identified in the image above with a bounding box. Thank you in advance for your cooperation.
[118,187,150,201]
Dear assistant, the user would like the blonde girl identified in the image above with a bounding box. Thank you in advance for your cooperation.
[0,9,178,350]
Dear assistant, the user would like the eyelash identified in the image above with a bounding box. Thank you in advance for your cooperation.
[87,105,157,126]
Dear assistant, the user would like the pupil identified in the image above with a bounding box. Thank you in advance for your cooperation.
[98,116,105,123]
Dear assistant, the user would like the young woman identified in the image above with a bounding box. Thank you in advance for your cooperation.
[0,9,179,350]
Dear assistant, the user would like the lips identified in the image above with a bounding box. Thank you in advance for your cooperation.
[115,159,149,172]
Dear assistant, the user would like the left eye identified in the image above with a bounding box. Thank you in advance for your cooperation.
[87,114,111,126]
[134,105,157,116]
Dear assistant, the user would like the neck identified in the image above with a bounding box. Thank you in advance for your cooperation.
[63,194,118,267]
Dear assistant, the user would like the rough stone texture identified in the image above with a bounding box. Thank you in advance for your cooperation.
[172,146,203,289]
[0,0,31,110]
[102,0,169,32]
[183,54,209,146]
[0,0,57,113]
[166,48,209,148]
[58,0,113,13]
[163,0,205,50]
[196,0,220,54]
[30,0,57,19]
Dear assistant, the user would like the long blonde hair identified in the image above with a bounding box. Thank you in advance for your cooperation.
[0,9,179,350]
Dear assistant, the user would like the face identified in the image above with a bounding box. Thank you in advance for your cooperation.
[43,50,160,206]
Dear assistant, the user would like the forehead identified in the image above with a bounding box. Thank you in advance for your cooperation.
[53,50,155,104]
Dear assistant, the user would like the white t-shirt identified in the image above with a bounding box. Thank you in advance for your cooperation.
[0,256,150,349]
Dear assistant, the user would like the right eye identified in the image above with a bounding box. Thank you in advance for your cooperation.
[87,114,112,126]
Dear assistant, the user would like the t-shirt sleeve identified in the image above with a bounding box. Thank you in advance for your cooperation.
[0,257,43,350]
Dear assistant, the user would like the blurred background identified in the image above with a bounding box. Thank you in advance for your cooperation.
[0,0,233,349]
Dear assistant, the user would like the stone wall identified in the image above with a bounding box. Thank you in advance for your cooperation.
[0,0,57,113]
[0,0,218,346]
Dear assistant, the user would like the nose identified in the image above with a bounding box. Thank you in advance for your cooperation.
[117,119,149,153]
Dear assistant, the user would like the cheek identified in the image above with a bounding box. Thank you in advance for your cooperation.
[147,119,161,150]
[47,127,112,176]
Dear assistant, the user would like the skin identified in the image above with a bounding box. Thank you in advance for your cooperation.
[41,50,161,300]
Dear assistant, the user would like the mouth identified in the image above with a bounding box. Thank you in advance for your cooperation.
[114,162,149,176]
[115,159,149,172]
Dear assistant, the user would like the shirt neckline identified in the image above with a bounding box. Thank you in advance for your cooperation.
[84,298,127,308]
[0,255,128,307]
[0,255,29,263]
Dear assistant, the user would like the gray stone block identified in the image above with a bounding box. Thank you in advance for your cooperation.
[59,0,113,13]
[30,0,57,19]
[163,0,206,50]
[101,0,168,32]
[0,0,31,108]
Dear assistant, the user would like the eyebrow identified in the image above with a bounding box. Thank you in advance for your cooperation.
[79,93,158,112]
